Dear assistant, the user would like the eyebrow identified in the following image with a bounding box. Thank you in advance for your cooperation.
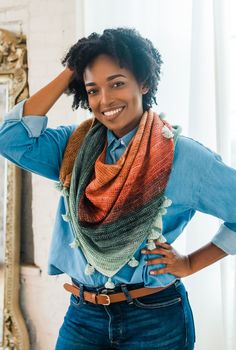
[85,74,126,87]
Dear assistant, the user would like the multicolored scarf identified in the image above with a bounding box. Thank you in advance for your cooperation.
[55,110,181,288]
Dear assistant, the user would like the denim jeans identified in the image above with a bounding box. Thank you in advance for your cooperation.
[55,279,195,350]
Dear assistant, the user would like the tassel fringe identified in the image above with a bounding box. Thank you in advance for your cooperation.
[62,212,71,222]
[105,277,115,289]
[69,239,80,248]
[162,197,172,207]
[128,256,139,267]
[159,112,166,120]
[54,181,64,192]
[54,181,69,197]
[146,239,156,250]
[85,264,95,275]
[162,125,174,139]
[147,196,172,247]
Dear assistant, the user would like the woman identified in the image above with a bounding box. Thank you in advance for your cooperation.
[1,27,236,350]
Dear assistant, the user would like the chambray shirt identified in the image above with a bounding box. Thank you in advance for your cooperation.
[1,99,236,288]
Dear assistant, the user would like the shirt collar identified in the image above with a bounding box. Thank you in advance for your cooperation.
[107,126,138,148]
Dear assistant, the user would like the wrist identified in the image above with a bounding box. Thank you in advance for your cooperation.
[64,66,74,73]
[185,254,193,276]
[64,67,74,78]
[61,67,75,90]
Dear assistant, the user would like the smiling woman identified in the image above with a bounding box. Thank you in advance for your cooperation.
[1,27,236,350]
[83,54,147,137]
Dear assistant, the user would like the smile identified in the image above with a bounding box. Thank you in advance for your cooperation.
[102,106,125,120]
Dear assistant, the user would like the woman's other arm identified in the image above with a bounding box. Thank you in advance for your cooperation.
[141,241,227,278]
[23,67,74,116]
[142,140,236,278]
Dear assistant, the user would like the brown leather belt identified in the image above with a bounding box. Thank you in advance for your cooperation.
[63,281,175,306]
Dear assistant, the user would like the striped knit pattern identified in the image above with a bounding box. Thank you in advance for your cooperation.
[59,110,179,277]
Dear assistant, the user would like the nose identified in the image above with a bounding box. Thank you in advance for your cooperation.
[100,88,114,107]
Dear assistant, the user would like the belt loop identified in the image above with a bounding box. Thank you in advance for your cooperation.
[120,284,134,304]
[78,283,86,305]
[174,279,181,289]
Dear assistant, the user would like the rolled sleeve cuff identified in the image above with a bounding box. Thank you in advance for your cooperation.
[21,115,48,138]
[3,98,48,138]
[3,99,26,121]
[211,223,236,255]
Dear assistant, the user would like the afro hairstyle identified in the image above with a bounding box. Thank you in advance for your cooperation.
[61,27,163,112]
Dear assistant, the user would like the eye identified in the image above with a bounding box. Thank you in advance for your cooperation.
[113,81,125,88]
[87,89,97,95]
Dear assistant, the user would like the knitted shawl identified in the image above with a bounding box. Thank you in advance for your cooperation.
[55,110,181,288]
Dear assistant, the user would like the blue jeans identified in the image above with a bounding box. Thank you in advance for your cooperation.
[55,279,195,349]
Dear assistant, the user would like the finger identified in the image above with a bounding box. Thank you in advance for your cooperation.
[141,248,173,257]
[156,247,174,257]
[150,268,168,275]
[152,248,174,257]
[154,241,171,250]
[141,248,162,255]
[145,257,171,265]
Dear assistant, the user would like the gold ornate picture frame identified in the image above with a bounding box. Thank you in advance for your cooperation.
[0,28,30,350]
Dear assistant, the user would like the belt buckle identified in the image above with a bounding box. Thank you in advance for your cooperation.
[99,294,111,305]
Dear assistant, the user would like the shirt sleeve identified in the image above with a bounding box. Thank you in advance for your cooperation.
[0,99,77,181]
[192,141,236,254]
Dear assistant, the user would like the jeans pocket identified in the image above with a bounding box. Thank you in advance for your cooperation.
[133,292,182,309]
[70,293,83,309]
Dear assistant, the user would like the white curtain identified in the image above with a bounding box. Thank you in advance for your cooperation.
[213,1,236,349]
[76,1,235,348]
[184,2,236,348]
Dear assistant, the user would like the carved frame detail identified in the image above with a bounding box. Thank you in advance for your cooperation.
[0,28,30,350]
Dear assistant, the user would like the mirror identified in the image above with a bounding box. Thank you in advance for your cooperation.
[0,28,29,350]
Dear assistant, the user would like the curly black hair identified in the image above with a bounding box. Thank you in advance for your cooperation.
[61,27,163,112]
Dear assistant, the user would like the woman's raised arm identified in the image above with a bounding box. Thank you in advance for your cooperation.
[23,67,74,117]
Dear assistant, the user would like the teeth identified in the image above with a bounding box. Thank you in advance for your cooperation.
[103,107,123,116]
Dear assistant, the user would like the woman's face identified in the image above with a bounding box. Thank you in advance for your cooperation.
[83,54,148,138]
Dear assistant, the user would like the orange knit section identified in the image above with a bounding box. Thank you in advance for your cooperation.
[78,110,174,224]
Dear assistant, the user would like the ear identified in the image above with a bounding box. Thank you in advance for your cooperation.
[141,84,149,95]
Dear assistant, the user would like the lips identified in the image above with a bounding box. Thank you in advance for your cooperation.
[102,106,125,120]
[102,106,125,114]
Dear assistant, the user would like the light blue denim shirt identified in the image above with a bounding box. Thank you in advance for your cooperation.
[105,126,138,163]
[1,99,236,288]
